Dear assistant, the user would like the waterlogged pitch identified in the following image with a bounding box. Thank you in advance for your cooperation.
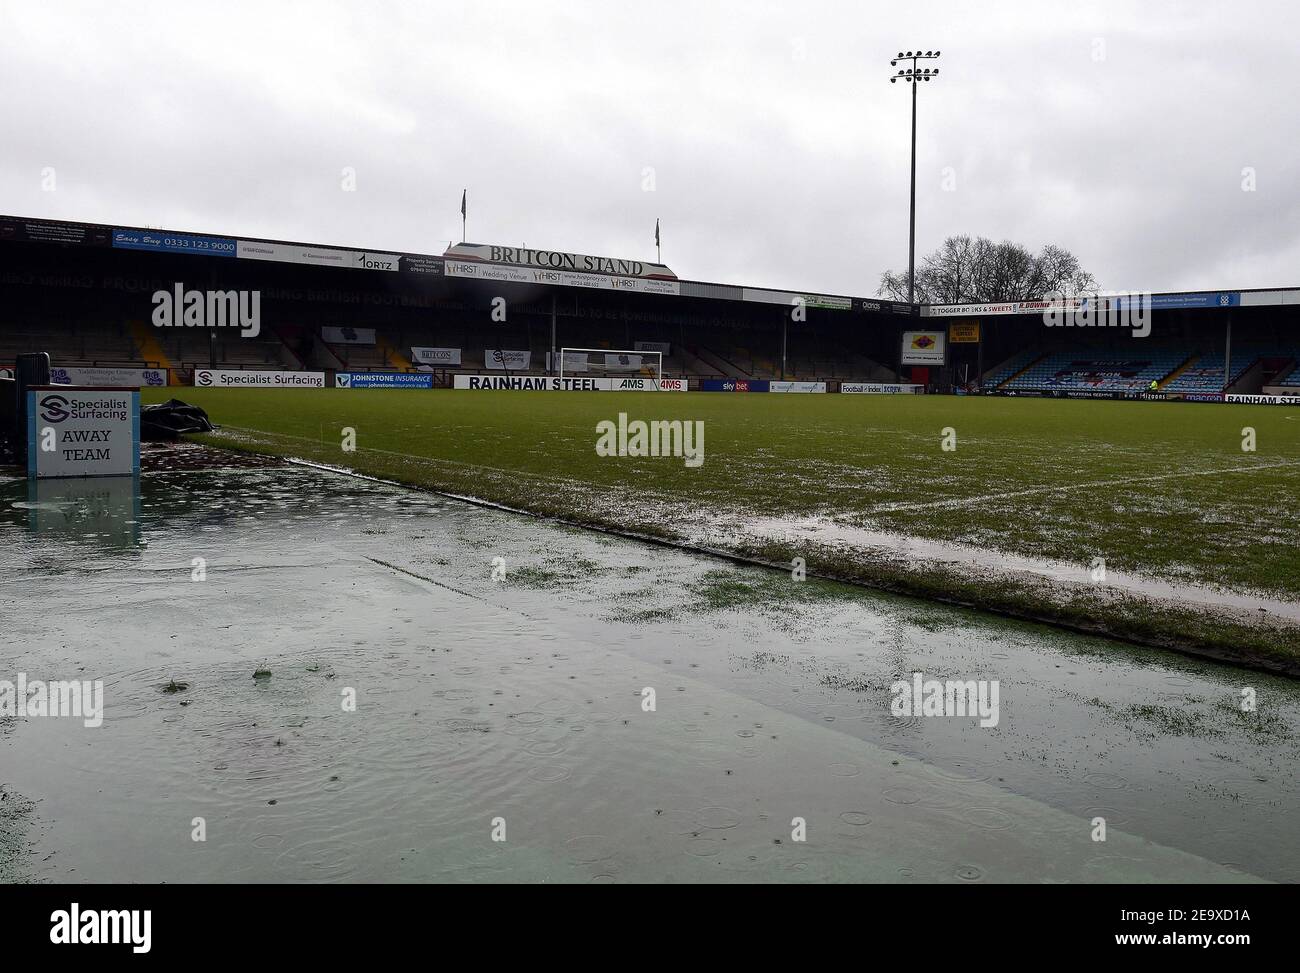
[150,388,1300,604]
[6,465,1295,884]
[5,388,1299,890]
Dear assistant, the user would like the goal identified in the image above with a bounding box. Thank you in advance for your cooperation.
[557,347,664,385]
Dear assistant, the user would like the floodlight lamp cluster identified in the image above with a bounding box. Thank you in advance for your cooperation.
[889,49,941,82]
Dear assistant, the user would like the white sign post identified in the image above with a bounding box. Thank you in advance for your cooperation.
[27,386,140,479]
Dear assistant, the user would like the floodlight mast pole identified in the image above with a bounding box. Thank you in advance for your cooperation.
[909,75,916,304]
[890,49,940,305]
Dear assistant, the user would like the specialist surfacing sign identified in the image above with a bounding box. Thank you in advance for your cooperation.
[27,386,139,478]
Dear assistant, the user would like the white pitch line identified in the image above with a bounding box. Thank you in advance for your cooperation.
[220,424,601,489]
[864,459,1300,514]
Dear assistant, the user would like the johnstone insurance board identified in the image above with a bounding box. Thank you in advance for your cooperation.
[26,386,140,478]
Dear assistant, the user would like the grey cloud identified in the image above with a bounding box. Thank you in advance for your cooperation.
[1,0,1295,295]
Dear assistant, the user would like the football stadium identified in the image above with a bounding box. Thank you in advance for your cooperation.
[2,211,1298,899]
[0,4,1297,941]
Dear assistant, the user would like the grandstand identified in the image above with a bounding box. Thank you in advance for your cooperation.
[2,213,1299,399]
[1000,350,1186,393]
[1164,354,1251,394]
[0,214,913,390]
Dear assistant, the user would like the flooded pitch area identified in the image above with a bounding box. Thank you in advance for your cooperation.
[1,463,1297,883]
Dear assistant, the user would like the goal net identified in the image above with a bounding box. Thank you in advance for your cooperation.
[557,347,663,384]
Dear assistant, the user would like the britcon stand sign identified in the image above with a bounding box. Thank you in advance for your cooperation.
[27,387,139,479]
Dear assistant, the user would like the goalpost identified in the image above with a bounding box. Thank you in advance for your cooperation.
[557,347,664,387]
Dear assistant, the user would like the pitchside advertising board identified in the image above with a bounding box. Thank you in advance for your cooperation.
[453,375,687,391]
[841,383,925,394]
[336,372,433,389]
[26,387,139,479]
[51,366,168,387]
[1226,393,1300,405]
[769,382,827,393]
[194,369,325,388]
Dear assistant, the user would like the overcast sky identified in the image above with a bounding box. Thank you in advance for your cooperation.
[1,0,1297,297]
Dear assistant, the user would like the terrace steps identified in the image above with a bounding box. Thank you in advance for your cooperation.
[997,352,1047,390]
[1157,352,1200,389]
[129,319,176,381]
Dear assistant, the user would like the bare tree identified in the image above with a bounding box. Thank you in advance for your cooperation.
[877,236,1096,304]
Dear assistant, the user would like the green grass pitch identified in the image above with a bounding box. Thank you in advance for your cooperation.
[148,387,1300,604]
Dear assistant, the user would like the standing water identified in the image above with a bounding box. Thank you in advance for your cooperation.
[1,466,1294,883]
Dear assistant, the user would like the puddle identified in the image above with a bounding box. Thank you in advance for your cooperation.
[0,467,1296,883]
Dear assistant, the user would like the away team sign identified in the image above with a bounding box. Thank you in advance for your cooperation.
[27,387,139,478]
[444,244,680,296]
